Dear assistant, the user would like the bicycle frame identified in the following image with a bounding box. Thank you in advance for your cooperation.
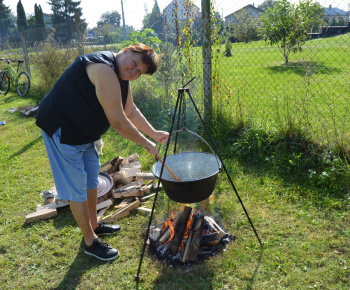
[4,62,20,86]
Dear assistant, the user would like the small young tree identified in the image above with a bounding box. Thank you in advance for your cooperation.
[16,0,27,30]
[260,0,324,63]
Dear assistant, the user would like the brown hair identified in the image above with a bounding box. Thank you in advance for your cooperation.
[126,43,158,75]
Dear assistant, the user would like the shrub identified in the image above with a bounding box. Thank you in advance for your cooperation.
[32,38,76,95]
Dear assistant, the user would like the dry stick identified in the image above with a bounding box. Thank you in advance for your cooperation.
[155,155,181,181]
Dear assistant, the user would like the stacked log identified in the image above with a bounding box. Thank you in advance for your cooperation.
[25,153,158,224]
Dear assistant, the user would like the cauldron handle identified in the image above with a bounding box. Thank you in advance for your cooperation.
[172,127,222,171]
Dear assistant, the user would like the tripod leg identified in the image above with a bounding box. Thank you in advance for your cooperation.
[135,88,184,280]
[185,89,263,247]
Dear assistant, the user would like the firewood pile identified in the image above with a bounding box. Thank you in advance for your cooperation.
[148,206,233,263]
[25,153,158,224]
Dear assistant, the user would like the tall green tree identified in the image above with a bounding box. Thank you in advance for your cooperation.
[35,4,45,28]
[48,0,82,24]
[16,0,27,30]
[0,0,12,38]
[97,11,121,27]
[260,0,324,63]
[142,0,165,40]
[48,0,85,43]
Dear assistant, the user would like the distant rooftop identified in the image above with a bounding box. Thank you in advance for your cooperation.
[324,5,348,16]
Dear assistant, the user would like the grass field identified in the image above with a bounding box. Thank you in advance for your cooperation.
[0,77,349,288]
[0,33,349,288]
[179,33,350,150]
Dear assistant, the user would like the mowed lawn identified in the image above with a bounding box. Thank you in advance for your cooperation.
[0,33,349,289]
[189,33,350,149]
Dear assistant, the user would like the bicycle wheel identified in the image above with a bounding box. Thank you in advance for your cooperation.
[0,71,10,95]
[15,72,30,97]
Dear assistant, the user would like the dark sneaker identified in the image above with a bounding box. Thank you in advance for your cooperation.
[84,238,119,261]
[94,223,121,236]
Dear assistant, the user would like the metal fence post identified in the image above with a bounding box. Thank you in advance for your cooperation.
[20,27,31,78]
[201,0,212,120]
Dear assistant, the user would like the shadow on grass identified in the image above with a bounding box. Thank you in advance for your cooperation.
[56,239,113,290]
[266,61,342,76]
[8,135,42,159]
[246,249,264,289]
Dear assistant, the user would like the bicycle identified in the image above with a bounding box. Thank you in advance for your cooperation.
[0,58,30,97]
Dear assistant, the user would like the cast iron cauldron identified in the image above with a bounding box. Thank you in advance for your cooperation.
[152,151,222,203]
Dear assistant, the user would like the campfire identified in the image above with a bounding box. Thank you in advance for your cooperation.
[148,206,232,263]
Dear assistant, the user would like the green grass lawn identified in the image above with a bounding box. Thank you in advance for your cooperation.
[1,78,349,288]
[184,33,350,150]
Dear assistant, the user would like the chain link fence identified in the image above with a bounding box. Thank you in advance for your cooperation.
[1,0,349,152]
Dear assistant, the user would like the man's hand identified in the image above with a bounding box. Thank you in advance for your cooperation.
[152,130,169,144]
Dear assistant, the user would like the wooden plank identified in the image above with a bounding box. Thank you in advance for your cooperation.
[120,160,141,169]
[141,182,154,194]
[135,172,157,180]
[103,199,140,220]
[136,207,153,213]
[140,193,156,201]
[25,208,57,224]
[36,199,69,211]
[118,167,141,177]
[96,198,113,211]
[114,196,135,208]
[112,181,144,199]
[100,211,130,223]
[111,170,132,185]
[97,206,110,222]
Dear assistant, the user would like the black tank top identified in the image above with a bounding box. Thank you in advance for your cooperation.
[36,51,129,145]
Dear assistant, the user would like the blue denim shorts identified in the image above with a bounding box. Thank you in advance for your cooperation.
[41,128,100,202]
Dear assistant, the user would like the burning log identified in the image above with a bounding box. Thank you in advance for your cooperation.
[159,206,191,244]
[187,214,205,262]
[168,207,193,256]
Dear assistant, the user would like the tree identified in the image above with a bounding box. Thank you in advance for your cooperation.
[16,0,27,30]
[231,9,260,43]
[48,0,85,43]
[258,0,278,12]
[142,1,165,40]
[260,0,324,63]
[0,0,12,38]
[97,11,121,27]
[35,4,45,28]
[123,28,161,51]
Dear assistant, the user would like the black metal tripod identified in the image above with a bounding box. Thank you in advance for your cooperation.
[135,79,263,280]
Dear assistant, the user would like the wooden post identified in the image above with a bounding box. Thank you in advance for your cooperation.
[20,27,31,78]
[201,0,212,121]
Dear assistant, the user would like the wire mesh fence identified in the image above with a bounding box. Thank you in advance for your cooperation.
[1,0,349,152]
